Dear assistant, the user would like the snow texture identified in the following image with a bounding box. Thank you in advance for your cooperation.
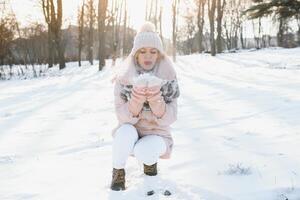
[1,48,300,200]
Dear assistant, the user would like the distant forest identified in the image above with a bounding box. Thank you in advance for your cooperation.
[0,0,299,71]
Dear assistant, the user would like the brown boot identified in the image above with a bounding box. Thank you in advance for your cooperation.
[110,168,125,191]
[143,163,157,176]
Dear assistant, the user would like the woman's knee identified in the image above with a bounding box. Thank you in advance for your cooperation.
[134,144,154,165]
[112,124,139,168]
[114,123,139,141]
[133,135,167,165]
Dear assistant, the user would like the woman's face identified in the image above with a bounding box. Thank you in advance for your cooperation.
[137,47,159,71]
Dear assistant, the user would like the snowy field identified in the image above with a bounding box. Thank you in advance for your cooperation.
[0,47,300,200]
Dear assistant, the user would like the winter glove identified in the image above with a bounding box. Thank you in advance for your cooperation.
[128,86,147,117]
[147,87,166,118]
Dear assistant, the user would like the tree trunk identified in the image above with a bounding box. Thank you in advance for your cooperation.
[78,0,85,67]
[240,25,245,49]
[117,0,123,56]
[216,0,225,53]
[224,22,230,50]
[197,0,205,53]
[208,0,216,56]
[154,0,158,29]
[47,24,54,68]
[148,0,154,21]
[234,29,238,49]
[298,28,300,46]
[159,5,163,44]
[42,0,53,68]
[258,18,262,49]
[122,2,127,58]
[55,34,66,70]
[111,0,116,66]
[98,0,108,70]
[88,0,94,65]
[56,0,65,69]
[172,0,179,62]
[297,16,300,46]
[145,0,149,20]
[277,18,284,47]
[42,0,65,69]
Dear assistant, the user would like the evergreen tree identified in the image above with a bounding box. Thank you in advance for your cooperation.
[244,0,300,47]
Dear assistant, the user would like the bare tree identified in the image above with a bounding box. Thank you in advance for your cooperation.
[145,0,162,32]
[0,1,18,66]
[26,23,47,65]
[87,0,96,65]
[144,0,164,47]
[41,0,66,69]
[98,0,108,70]
[53,0,65,69]
[145,0,148,20]
[297,14,300,46]
[208,0,217,56]
[252,18,263,49]
[154,0,158,29]
[196,0,206,53]
[22,23,47,67]
[109,0,117,66]
[121,0,128,58]
[110,0,124,66]
[159,4,163,43]
[41,0,54,67]
[172,0,180,62]
[78,0,85,67]
[216,0,226,53]
[0,16,14,65]
[182,9,196,54]
[146,0,154,21]
[223,0,243,50]
[109,0,130,62]
[10,10,31,67]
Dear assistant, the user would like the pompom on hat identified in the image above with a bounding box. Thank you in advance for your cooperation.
[130,21,164,56]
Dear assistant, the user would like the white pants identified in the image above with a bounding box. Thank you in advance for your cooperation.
[112,124,167,169]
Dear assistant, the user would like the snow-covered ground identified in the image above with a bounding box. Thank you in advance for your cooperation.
[1,48,300,200]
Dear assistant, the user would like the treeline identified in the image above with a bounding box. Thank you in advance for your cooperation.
[0,23,135,67]
[177,0,300,55]
[1,0,112,72]
[0,0,300,78]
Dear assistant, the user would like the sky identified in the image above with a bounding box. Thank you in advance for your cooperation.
[9,0,174,38]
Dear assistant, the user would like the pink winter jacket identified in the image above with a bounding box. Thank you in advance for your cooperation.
[112,55,178,159]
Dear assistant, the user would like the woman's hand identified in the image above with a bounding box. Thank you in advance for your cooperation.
[128,86,147,117]
[132,86,147,103]
[147,87,166,118]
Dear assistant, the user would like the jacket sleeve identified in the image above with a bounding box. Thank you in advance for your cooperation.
[153,98,177,126]
[114,82,140,125]
[153,74,179,126]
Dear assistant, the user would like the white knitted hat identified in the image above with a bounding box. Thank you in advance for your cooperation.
[130,22,164,56]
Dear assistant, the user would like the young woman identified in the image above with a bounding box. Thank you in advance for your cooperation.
[111,22,180,191]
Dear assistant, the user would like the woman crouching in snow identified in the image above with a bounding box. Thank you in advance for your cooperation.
[110,22,180,191]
